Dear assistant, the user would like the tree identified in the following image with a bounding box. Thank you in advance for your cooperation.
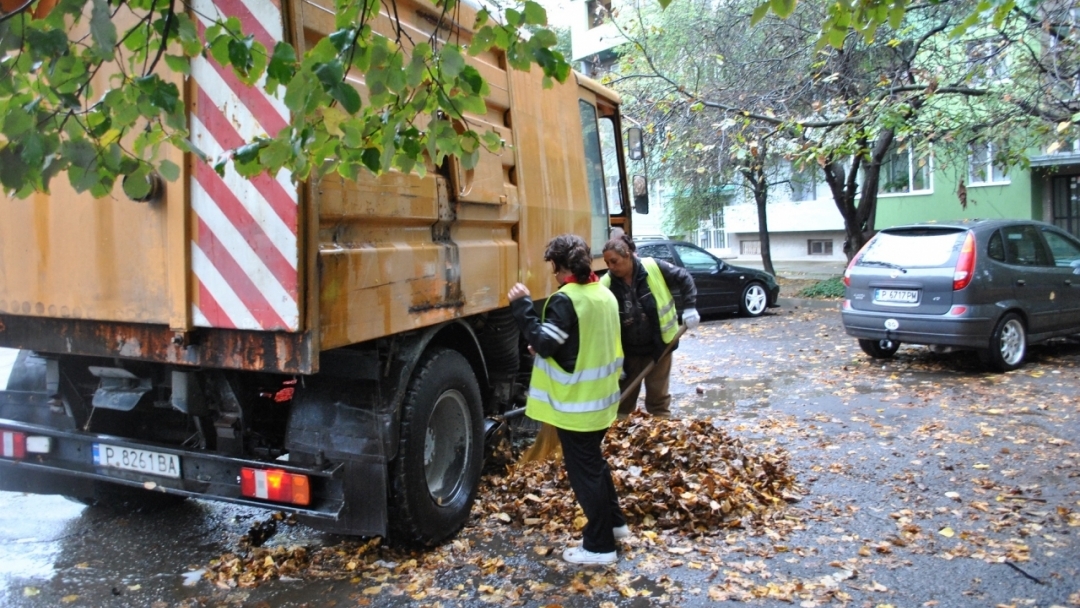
[602,0,1080,264]
[0,0,569,198]
[606,0,823,274]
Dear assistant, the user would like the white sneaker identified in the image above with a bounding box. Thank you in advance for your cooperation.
[562,546,617,565]
[613,525,630,540]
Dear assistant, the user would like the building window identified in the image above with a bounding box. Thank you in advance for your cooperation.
[808,240,833,256]
[790,163,818,201]
[967,38,1009,86]
[879,144,932,195]
[1052,175,1080,238]
[696,208,726,250]
[969,142,1010,185]
[740,240,761,255]
[586,0,611,28]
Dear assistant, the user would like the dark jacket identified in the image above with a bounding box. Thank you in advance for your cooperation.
[510,292,580,373]
[605,257,696,360]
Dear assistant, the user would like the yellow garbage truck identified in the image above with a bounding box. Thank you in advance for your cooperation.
[0,0,645,545]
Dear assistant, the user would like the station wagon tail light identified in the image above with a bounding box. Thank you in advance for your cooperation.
[843,240,872,287]
[843,253,861,287]
[1,431,26,459]
[953,232,976,291]
[240,468,310,506]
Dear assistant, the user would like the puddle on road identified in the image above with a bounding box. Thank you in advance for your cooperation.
[680,371,804,418]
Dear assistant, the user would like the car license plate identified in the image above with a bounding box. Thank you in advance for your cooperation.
[93,443,181,479]
[874,289,919,304]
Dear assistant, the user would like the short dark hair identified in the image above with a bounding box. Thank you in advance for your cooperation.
[544,234,593,283]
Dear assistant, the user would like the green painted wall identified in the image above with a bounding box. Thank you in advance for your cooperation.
[874,163,1040,229]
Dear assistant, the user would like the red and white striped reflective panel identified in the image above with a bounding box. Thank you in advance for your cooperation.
[190,0,299,331]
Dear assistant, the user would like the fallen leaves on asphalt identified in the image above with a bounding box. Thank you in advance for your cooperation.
[207,415,804,600]
[201,304,1080,607]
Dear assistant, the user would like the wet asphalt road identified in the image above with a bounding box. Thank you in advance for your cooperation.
[1,300,1079,607]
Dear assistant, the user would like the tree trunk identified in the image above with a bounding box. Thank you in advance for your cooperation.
[741,143,775,277]
[824,130,895,262]
[755,183,775,277]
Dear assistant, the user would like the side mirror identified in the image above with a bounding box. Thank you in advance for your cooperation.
[633,175,649,214]
[627,127,644,161]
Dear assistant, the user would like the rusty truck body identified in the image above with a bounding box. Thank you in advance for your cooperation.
[0,0,642,544]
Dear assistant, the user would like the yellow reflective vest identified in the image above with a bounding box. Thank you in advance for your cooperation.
[601,257,679,344]
[525,282,623,432]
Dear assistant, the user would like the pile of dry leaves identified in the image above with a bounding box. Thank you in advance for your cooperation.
[206,415,801,589]
[478,415,802,536]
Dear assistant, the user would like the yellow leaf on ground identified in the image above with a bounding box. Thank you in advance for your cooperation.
[939,527,955,538]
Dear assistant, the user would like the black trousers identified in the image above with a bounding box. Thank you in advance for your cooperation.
[556,426,626,554]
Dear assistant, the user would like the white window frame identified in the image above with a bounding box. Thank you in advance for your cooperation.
[968,142,1010,186]
[807,239,833,256]
[790,161,818,202]
[967,38,1010,87]
[878,144,933,197]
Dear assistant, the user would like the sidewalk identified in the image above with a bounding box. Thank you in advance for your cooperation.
[731,259,846,280]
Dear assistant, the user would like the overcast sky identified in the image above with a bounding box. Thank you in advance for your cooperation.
[537,0,575,28]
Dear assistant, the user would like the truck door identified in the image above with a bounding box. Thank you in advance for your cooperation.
[579,100,623,254]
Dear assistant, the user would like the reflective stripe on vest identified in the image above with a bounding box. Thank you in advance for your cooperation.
[525,283,622,429]
[602,258,678,344]
[527,383,621,414]
[640,258,679,343]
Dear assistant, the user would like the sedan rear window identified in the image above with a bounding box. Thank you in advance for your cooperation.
[859,230,964,268]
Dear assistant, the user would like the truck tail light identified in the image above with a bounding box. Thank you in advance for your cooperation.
[1,431,26,459]
[953,232,976,291]
[240,468,310,506]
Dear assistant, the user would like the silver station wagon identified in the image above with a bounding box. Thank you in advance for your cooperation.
[841,219,1080,371]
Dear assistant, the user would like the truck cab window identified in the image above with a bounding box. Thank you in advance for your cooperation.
[579,100,619,255]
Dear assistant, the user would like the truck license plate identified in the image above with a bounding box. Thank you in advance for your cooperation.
[93,444,181,479]
[874,289,919,304]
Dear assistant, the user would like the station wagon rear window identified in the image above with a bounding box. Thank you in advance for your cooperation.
[859,230,964,268]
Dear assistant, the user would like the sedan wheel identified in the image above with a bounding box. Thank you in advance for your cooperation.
[739,282,768,317]
[980,312,1026,372]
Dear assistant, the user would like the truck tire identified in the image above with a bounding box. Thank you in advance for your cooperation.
[389,347,483,546]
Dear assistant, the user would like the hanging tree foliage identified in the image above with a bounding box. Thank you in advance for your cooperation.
[0,0,570,199]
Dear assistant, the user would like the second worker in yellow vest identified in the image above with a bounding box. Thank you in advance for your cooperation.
[602,233,699,418]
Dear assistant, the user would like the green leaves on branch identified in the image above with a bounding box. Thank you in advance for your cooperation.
[751,0,1015,48]
[0,0,568,198]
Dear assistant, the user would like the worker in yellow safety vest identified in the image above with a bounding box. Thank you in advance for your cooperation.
[601,232,699,418]
[508,234,628,566]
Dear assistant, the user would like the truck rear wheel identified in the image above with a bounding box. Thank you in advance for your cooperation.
[389,347,483,546]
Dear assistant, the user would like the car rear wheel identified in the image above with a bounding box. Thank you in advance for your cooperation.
[739,283,769,317]
[858,338,900,359]
[980,312,1026,372]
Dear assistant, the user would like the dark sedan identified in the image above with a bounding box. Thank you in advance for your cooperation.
[634,240,780,317]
